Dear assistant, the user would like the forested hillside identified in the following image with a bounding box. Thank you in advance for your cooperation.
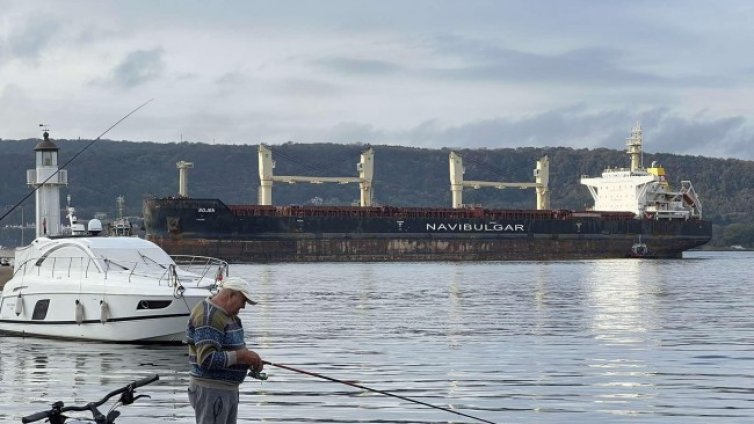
[1,138,753,247]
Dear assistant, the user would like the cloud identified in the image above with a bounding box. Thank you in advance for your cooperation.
[301,106,754,160]
[0,16,61,64]
[393,107,627,149]
[641,113,751,158]
[420,34,717,88]
[313,57,401,76]
[110,48,166,88]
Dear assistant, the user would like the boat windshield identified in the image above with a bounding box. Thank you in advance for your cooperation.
[92,247,174,272]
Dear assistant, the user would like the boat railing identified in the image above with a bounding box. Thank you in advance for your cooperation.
[17,255,175,286]
[12,254,226,288]
[170,255,229,286]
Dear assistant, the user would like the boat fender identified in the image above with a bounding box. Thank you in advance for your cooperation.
[75,299,85,324]
[14,293,23,316]
[100,300,110,324]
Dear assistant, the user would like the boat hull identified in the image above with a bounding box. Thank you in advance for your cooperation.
[144,198,713,262]
[0,291,205,343]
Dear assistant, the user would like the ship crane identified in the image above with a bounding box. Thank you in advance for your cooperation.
[176,161,194,198]
[258,144,374,207]
[449,152,550,210]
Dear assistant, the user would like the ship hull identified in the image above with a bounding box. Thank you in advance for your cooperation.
[143,198,712,262]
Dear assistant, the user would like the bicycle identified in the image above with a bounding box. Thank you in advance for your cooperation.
[21,374,159,424]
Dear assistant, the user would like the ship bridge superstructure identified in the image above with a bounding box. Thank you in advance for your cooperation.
[580,124,703,220]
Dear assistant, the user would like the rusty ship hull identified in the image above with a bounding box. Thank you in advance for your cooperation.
[143,198,712,262]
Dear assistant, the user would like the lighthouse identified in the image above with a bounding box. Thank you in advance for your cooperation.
[27,130,68,237]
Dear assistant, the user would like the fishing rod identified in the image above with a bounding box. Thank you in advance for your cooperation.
[250,360,497,424]
[0,99,154,224]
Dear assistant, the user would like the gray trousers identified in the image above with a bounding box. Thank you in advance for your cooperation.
[188,382,240,424]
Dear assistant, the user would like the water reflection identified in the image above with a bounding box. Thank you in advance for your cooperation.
[584,259,661,417]
[587,258,658,344]
[446,265,463,348]
[0,336,190,423]
[2,255,753,423]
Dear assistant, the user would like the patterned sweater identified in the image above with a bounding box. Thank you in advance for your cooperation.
[187,299,249,388]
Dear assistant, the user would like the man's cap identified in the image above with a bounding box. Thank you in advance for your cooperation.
[220,276,257,305]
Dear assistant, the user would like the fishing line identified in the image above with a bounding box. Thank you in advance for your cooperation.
[256,360,497,424]
[0,99,154,224]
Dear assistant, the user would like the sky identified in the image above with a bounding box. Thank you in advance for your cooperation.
[2,0,754,159]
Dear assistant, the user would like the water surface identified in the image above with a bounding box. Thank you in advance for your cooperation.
[2,251,753,423]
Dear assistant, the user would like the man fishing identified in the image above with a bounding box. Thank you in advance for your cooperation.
[187,276,264,424]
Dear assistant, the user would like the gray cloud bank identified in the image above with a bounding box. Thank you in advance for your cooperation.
[1,1,754,160]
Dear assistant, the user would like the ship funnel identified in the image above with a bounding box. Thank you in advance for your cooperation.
[176,161,194,198]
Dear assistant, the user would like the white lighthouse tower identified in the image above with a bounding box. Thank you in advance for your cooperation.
[27,129,68,237]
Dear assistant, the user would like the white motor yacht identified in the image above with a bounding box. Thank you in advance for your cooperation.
[0,236,225,343]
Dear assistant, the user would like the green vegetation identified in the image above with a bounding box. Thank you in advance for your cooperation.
[1,138,752,248]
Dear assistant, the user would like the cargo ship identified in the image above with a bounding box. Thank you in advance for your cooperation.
[143,125,712,262]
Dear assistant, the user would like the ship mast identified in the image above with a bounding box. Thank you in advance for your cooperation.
[626,122,643,171]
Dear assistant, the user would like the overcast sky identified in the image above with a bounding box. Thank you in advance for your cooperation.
[2,0,754,159]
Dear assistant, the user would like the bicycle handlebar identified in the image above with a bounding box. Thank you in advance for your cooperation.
[21,374,159,423]
[19,409,53,424]
[129,374,159,389]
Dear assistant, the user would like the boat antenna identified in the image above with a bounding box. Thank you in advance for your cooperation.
[0,99,154,225]
[256,360,497,424]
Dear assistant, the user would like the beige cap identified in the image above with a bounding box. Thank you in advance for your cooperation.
[220,276,257,305]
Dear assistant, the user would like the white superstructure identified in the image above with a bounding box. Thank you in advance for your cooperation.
[580,124,703,220]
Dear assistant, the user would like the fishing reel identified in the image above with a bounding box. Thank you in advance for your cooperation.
[248,369,268,381]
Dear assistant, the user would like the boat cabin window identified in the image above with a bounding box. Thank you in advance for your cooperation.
[137,300,172,310]
[35,256,99,278]
[32,299,51,320]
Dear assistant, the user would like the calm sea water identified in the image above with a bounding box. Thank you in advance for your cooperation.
[1,251,753,423]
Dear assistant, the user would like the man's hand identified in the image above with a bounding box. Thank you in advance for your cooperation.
[237,348,263,372]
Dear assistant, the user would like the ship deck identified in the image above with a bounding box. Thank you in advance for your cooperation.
[227,204,637,221]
